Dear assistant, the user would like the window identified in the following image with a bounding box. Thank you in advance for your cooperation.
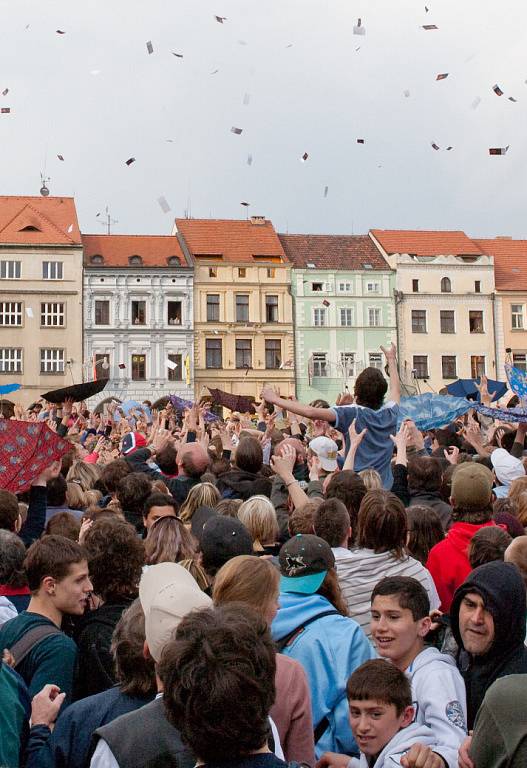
[340,308,353,327]
[238,267,247,278]
[413,355,428,379]
[475,280,481,293]
[0,348,22,373]
[314,308,326,327]
[513,353,527,372]
[167,301,182,325]
[440,277,451,293]
[94,353,109,375]
[41,302,65,327]
[267,267,276,278]
[205,339,222,369]
[265,339,281,369]
[131,301,146,325]
[338,282,352,293]
[90,255,104,265]
[129,255,143,266]
[368,352,383,369]
[0,302,22,326]
[131,354,146,380]
[367,281,380,294]
[167,353,183,381]
[0,261,21,279]
[235,339,252,369]
[469,311,484,333]
[42,261,63,280]
[235,295,249,323]
[206,294,220,322]
[341,352,355,376]
[442,356,457,379]
[312,353,327,377]
[312,282,324,292]
[265,295,279,323]
[471,355,486,378]
[512,304,524,330]
[95,300,110,325]
[412,279,419,292]
[368,308,381,327]
[40,348,64,374]
[209,267,217,278]
[440,310,455,334]
[411,310,427,333]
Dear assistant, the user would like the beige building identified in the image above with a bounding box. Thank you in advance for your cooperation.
[175,217,295,405]
[0,196,83,409]
[370,229,497,392]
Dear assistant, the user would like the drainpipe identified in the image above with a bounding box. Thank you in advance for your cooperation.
[491,291,499,378]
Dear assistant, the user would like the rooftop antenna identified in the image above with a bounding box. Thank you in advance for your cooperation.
[39,172,51,197]
[97,205,118,235]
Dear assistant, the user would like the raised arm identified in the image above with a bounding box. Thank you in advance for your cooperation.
[260,388,336,423]
[380,342,400,404]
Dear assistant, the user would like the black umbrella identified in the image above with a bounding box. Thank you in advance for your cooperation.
[41,378,109,404]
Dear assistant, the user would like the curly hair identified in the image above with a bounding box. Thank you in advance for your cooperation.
[159,604,276,762]
[82,518,144,601]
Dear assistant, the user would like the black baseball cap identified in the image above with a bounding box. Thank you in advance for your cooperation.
[200,516,253,571]
[279,534,335,594]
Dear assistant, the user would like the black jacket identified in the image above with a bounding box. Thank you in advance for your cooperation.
[216,469,272,501]
[450,561,527,728]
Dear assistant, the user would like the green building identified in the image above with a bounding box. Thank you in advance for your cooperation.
[279,234,397,404]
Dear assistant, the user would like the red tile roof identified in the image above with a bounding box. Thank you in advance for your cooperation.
[175,218,287,263]
[474,238,527,291]
[82,234,188,267]
[0,196,81,245]
[370,229,483,257]
[278,234,390,270]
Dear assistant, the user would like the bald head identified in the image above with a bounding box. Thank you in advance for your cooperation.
[177,442,210,478]
[505,535,527,589]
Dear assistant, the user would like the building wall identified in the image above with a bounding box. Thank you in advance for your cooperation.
[193,261,295,403]
[292,268,396,403]
[84,269,194,406]
[497,292,527,378]
[0,245,83,407]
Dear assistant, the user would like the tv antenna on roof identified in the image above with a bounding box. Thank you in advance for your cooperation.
[39,172,50,197]
[96,205,118,235]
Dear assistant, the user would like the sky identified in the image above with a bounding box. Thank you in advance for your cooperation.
[1,0,526,239]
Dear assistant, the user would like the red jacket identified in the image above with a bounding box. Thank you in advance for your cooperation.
[426,520,496,613]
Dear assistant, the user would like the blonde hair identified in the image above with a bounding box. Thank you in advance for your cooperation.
[66,460,100,491]
[237,496,278,550]
[66,482,88,510]
[212,555,280,620]
[359,468,382,491]
[179,482,221,523]
[509,477,527,505]
[515,492,527,528]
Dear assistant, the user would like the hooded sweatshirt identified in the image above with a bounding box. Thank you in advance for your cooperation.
[357,722,438,768]
[271,591,375,758]
[450,561,527,729]
[407,647,467,768]
[216,468,272,500]
[425,520,496,613]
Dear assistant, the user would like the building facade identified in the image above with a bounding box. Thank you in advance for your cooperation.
[175,217,295,404]
[279,234,396,403]
[82,234,194,406]
[0,196,83,409]
[370,230,496,392]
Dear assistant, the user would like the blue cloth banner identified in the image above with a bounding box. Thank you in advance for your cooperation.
[398,393,472,431]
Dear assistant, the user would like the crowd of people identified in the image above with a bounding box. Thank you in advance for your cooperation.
[1,342,527,767]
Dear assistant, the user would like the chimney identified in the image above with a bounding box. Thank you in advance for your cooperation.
[250,215,266,225]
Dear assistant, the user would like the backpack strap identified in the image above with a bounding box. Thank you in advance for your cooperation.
[10,624,62,668]
[275,609,339,652]
[313,715,330,744]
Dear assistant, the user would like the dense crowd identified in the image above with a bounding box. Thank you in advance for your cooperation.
[1,343,527,767]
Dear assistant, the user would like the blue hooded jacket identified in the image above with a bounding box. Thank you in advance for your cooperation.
[271,592,375,758]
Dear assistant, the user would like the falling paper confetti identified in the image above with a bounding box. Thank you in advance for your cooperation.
[90,69,101,76]
[489,146,509,155]
[471,97,481,109]
[166,358,178,371]
[357,139,365,144]
[56,29,66,34]
[118,363,126,370]
[1,108,11,114]
[425,5,429,11]
[146,41,153,54]
[172,52,183,58]
[436,73,449,81]
[431,142,440,150]
[446,146,453,151]
[57,154,64,161]
[238,40,248,46]
[301,152,309,162]
[247,154,253,166]
[67,224,73,233]
[125,157,136,165]
[157,195,171,213]
[2,88,8,96]
[285,43,293,48]
[231,126,243,135]
[322,299,330,307]
[508,96,518,102]
[323,186,329,198]
[243,93,250,106]
[25,307,34,319]
[403,89,411,98]
[353,18,366,35]
[422,24,438,30]
[240,201,250,207]
[493,84,503,96]
[210,69,219,75]
[214,15,227,23]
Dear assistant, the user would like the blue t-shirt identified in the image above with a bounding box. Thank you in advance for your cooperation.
[330,402,399,489]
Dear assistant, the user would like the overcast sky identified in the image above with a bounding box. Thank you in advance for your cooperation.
[1,0,526,239]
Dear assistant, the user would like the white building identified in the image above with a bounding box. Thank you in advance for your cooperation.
[82,234,194,407]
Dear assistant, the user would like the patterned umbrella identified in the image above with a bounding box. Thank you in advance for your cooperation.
[0,421,71,493]
[505,364,527,404]
[398,393,472,431]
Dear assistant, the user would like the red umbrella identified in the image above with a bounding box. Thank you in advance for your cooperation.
[0,421,71,493]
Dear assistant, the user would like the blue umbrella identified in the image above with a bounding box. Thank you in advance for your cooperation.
[446,378,508,402]
[0,383,21,396]
[398,393,472,431]
[117,400,152,422]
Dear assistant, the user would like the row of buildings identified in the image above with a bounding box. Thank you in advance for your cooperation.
[1,195,526,410]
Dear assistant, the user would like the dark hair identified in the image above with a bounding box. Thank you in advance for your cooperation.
[24,535,87,592]
[289,499,321,536]
[143,492,178,519]
[215,498,243,518]
[210,458,231,477]
[309,399,330,408]
[468,526,512,569]
[44,512,81,541]
[407,457,443,494]
[440,464,457,503]
[354,368,387,410]
[357,490,407,559]
[371,576,430,620]
[100,460,131,494]
[325,471,367,536]
[452,503,494,525]
[46,475,68,507]
[156,444,178,475]
[0,530,27,587]
[314,498,350,548]
[0,490,20,532]
[117,472,152,520]
[347,659,412,715]
[111,599,157,698]
[405,505,444,565]
[82,518,144,601]
[434,428,462,449]
[235,438,263,475]
[159,603,276,762]
[317,569,349,616]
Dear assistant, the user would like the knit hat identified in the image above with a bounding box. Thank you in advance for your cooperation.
[190,506,217,543]
[490,448,525,487]
[309,436,339,472]
[450,462,493,507]
[121,431,148,456]
[279,534,335,594]
[200,516,253,572]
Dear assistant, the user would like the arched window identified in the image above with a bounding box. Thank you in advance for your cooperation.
[90,254,104,264]
[441,277,451,293]
[129,255,143,266]
[167,256,180,266]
